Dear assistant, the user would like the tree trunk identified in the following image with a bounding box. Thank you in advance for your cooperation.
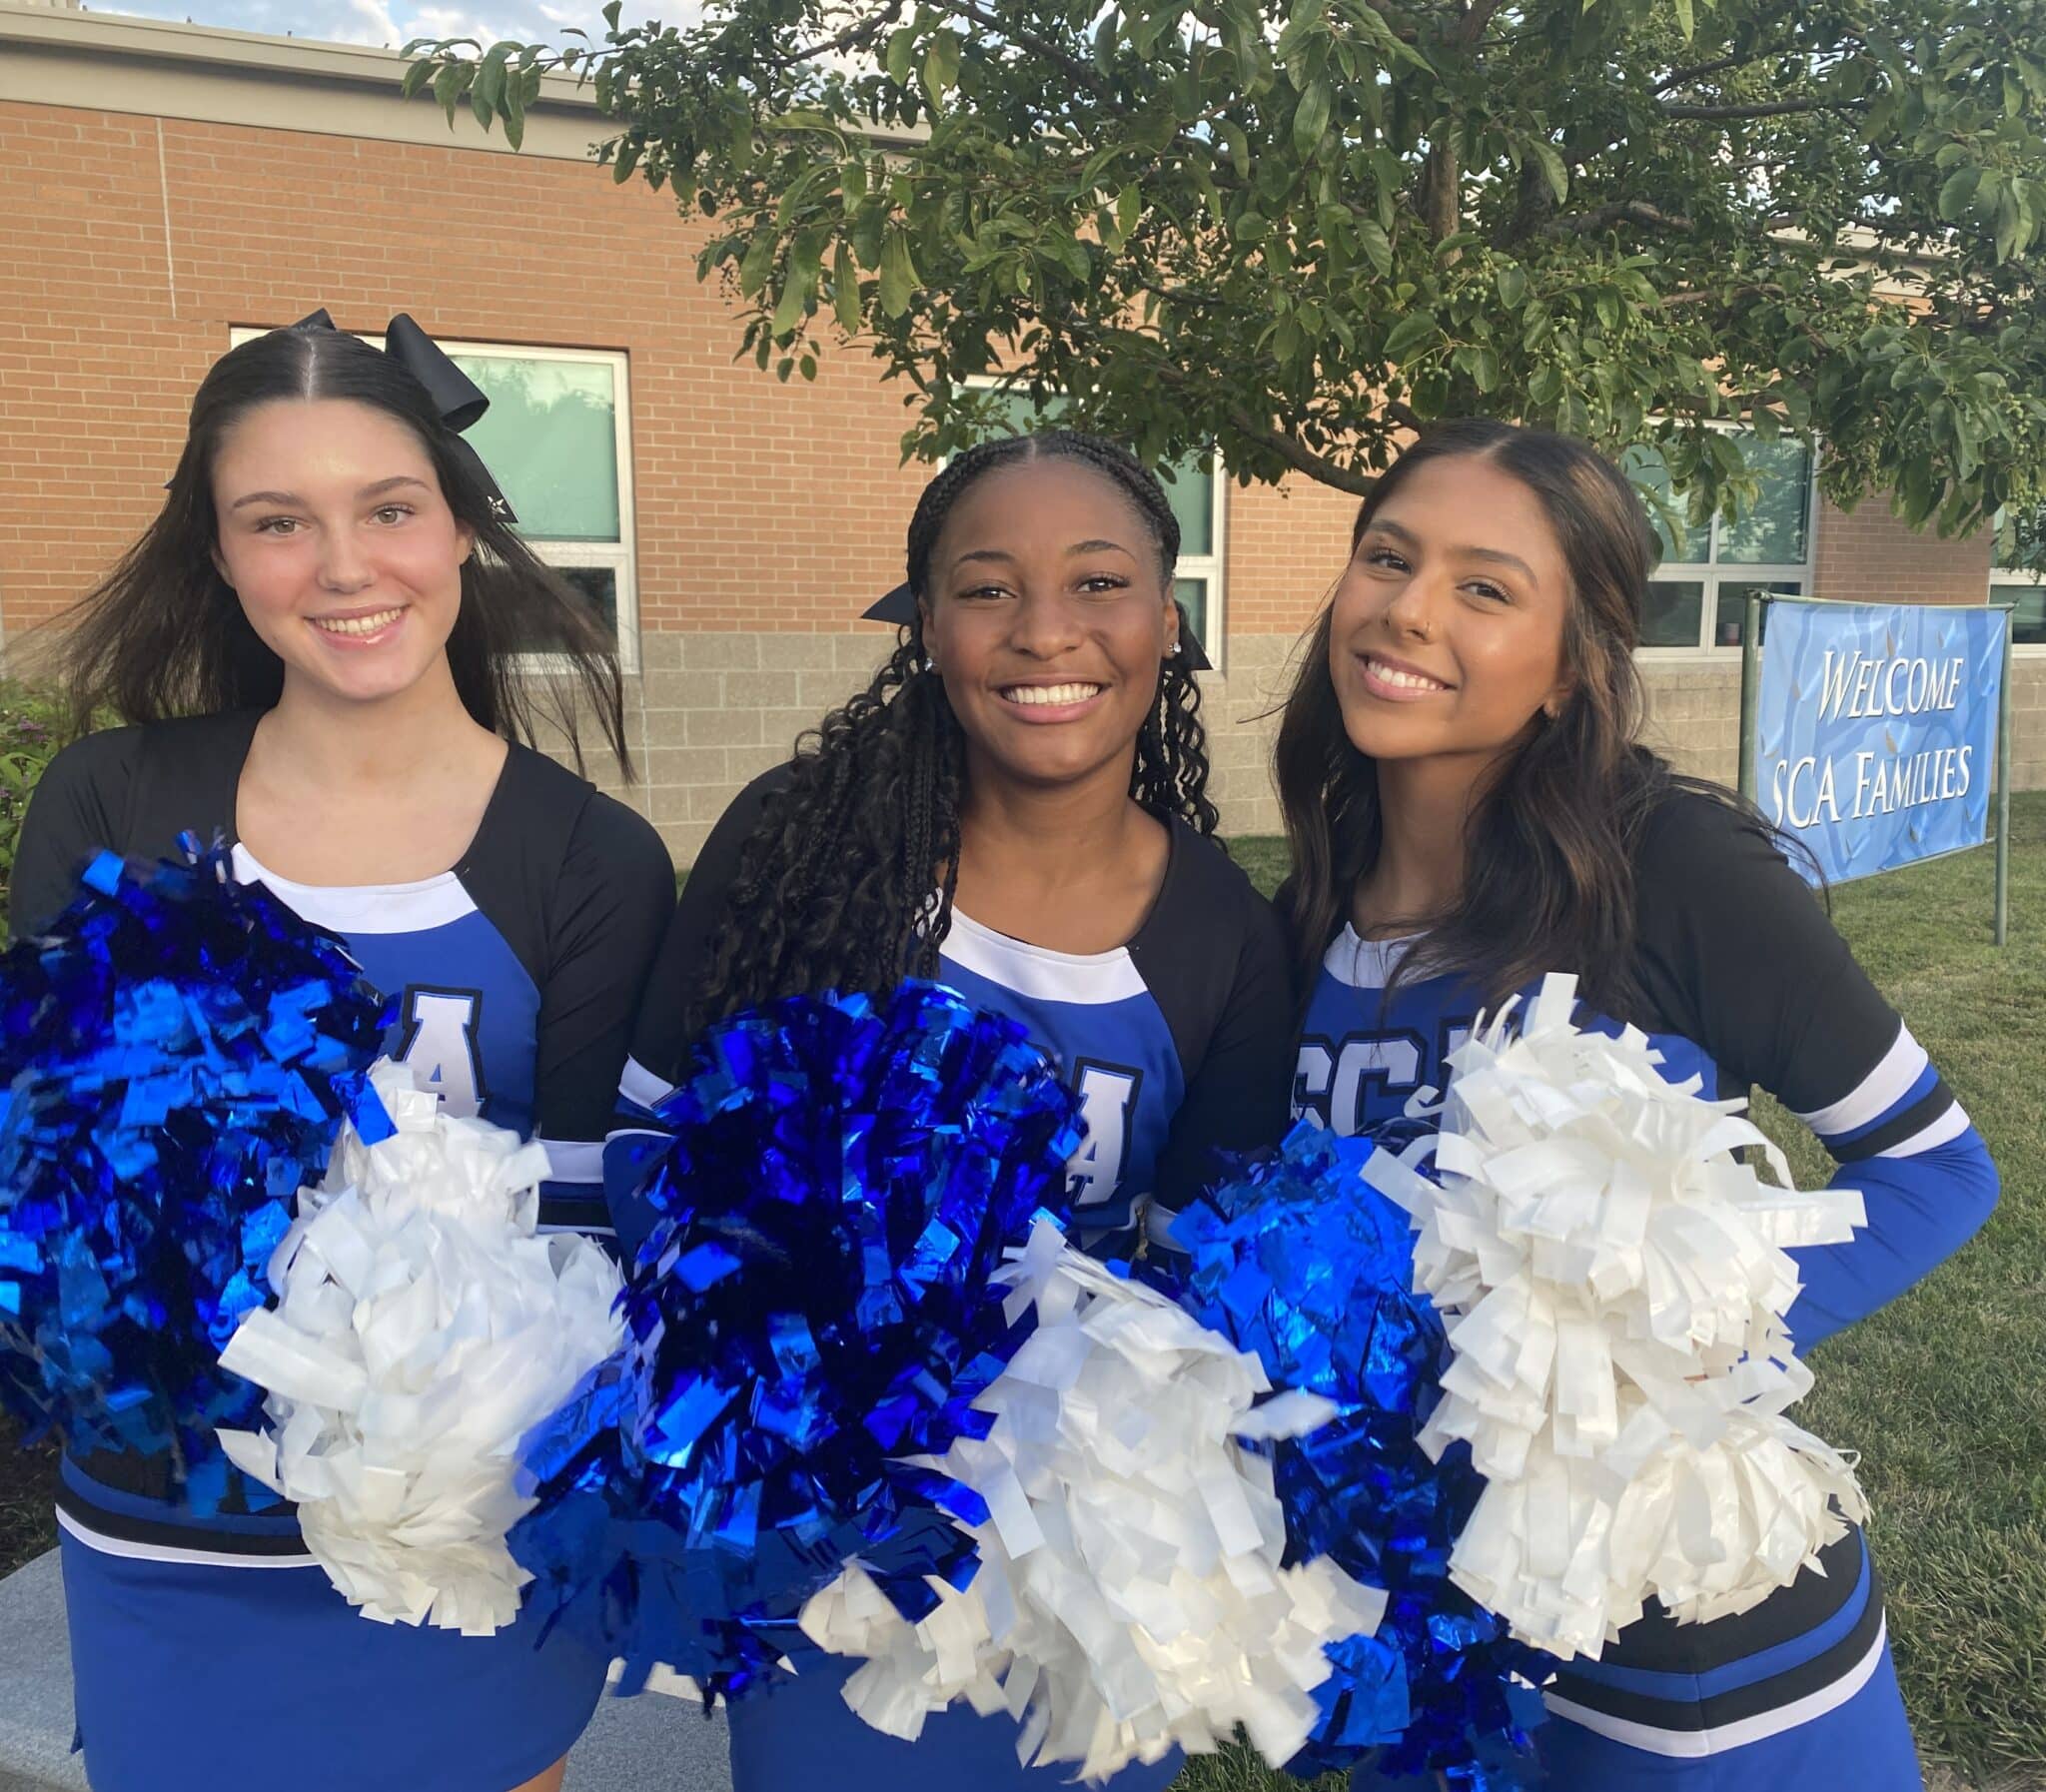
[1423,136,1461,242]
[1497,156,1554,247]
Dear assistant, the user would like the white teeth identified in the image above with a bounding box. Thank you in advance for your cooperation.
[1002,683,1103,707]
[313,608,404,637]
[1368,657,1448,692]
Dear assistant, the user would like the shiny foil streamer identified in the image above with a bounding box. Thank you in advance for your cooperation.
[510,981,1079,1701]
[1176,1121,1549,1787]
[0,841,387,1506]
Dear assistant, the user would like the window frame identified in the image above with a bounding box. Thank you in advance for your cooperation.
[1631,427,1821,658]
[1989,566,2046,653]
[227,328,640,674]
[1989,508,2046,654]
[956,376,1230,669]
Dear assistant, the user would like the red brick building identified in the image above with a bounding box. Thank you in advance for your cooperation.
[2,0,2039,860]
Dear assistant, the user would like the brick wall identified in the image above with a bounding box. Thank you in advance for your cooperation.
[0,102,935,638]
[2,97,2039,861]
[1813,490,1996,605]
[1638,662,1745,788]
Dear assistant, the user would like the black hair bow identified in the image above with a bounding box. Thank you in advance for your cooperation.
[290,309,517,523]
[863,582,1212,669]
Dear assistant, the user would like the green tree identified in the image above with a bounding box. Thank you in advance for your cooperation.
[411,0,2046,554]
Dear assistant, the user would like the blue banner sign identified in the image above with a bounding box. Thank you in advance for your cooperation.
[1756,599,2006,885]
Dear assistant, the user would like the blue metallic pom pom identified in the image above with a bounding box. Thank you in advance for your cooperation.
[512,980,1079,1701]
[0,841,388,1505]
[1176,1120,1550,1788]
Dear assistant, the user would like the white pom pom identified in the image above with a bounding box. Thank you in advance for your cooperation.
[798,1219,1387,1782]
[1367,974,1868,1661]
[217,1059,623,1635]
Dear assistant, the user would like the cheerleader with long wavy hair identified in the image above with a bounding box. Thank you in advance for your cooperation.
[1275,419,1998,1792]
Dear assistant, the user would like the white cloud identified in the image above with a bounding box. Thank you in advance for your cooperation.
[347,0,402,42]
[93,0,620,49]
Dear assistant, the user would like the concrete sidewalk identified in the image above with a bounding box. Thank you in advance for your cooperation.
[0,1550,733,1792]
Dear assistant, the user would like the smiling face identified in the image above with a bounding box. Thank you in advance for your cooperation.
[1329,452,1574,768]
[920,455,1179,794]
[210,397,473,706]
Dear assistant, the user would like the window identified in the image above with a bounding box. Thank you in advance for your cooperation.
[1992,507,2046,646]
[972,388,1228,658]
[229,329,639,670]
[1622,433,1816,650]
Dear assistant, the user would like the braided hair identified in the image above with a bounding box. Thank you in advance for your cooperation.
[686,429,1218,1032]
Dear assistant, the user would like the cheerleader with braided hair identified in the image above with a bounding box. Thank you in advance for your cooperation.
[604,430,1293,1787]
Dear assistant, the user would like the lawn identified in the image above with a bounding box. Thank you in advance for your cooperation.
[1,798,2040,1786]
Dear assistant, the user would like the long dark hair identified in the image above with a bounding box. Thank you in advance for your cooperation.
[687,429,1215,1031]
[1277,418,1712,1017]
[45,322,629,771]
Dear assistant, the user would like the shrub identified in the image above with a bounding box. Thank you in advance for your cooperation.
[0,681,80,935]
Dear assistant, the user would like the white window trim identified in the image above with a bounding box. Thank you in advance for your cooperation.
[1990,563,2046,655]
[956,376,1229,671]
[228,328,640,674]
[1632,426,1821,658]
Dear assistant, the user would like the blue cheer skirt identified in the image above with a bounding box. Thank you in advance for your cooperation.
[56,1456,607,1792]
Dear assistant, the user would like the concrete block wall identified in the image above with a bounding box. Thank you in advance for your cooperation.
[575,643,2037,868]
[1638,661,1745,788]
[573,630,1309,858]
[2013,656,2046,794]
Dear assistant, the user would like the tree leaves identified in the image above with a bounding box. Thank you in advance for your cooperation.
[879,228,920,320]
[1939,166,1983,223]
[922,32,962,109]
[833,241,863,337]
[1383,311,1439,363]
[1292,78,1333,159]
[1529,139,1570,206]
[387,0,2046,532]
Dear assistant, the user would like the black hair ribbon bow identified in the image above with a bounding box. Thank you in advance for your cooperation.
[291,308,518,524]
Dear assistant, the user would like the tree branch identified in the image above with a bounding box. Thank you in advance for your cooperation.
[1660,97,1867,121]
[1653,34,1868,98]
[1647,280,1790,311]
[1456,0,1508,48]
[1064,324,1385,494]
[920,0,1120,104]
[1651,51,1753,95]
[1842,211,1953,243]
[1421,138,1461,241]
[1545,200,1696,235]
[771,3,900,68]
[1223,403,1381,494]
[1494,155,1555,247]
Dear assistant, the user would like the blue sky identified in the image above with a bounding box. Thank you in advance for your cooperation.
[90,0,623,53]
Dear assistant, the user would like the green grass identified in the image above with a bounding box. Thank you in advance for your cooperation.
[1748,805,2046,1786]
[1,802,2039,1784]
[0,1415,55,1580]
